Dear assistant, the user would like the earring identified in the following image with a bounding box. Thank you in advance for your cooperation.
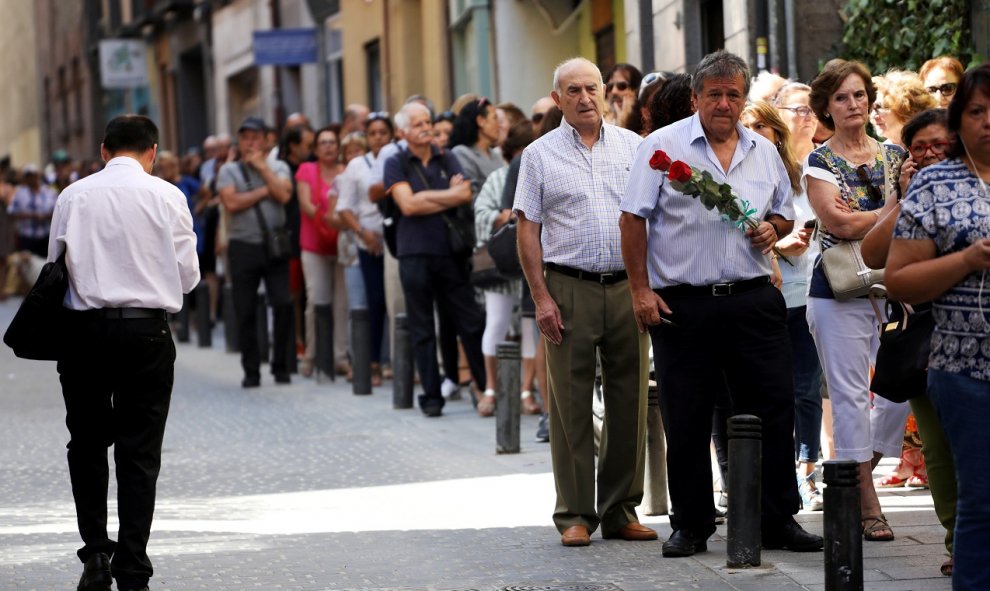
[824,112,831,119]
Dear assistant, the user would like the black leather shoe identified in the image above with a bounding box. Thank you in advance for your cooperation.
[242,375,260,388]
[119,587,150,591]
[661,529,708,557]
[418,394,444,417]
[274,372,291,385]
[77,553,112,591]
[763,519,823,552]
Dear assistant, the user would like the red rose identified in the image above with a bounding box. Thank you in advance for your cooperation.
[667,160,693,183]
[649,150,672,171]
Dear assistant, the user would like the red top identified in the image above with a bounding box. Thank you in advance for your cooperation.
[295,161,338,255]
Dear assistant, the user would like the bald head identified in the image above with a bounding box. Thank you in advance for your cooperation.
[531,96,556,119]
[552,57,603,94]
[285,112,310,128]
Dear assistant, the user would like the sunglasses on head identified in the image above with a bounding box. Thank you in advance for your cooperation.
[605,80,630,93]
[926,82,958,96]
[532,113,545,124]
[367,111,390,122]
[855,165,884,202]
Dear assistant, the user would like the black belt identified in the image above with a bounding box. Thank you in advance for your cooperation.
[90,307,167,320]
[659,276,771,298]
[545,262,628,285]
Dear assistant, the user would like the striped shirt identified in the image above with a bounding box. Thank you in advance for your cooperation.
[620,113,795,289]
[513,118,642,273]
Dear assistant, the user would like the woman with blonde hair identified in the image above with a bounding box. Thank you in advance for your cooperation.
[872,70,937,147]
[741,101,825,512]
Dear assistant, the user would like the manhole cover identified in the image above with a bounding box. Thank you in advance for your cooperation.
[501,585,623,591]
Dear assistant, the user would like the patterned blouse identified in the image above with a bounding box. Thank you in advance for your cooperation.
[895,158,990,381]
[803,141,905,298]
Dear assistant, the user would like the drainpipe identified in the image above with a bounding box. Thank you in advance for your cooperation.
[785,0,797,79]
[768,0,779,73]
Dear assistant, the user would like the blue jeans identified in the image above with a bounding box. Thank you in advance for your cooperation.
[789,306,823,463]
[928,369,990,590]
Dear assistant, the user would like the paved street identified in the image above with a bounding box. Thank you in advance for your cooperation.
[0,299,953,591]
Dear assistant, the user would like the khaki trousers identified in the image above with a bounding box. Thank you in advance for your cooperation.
[544,269,649,536]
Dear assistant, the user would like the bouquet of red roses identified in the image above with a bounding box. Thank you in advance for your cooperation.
[649,149,791,265]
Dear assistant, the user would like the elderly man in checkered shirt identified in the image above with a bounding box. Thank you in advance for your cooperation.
[513,57,655,548]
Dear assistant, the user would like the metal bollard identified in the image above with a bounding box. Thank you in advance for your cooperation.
[195,282,212,348]
[255,293,269,364]
[314,303,334,383]
[174,293,191,343]
[284,305,298,374]
[392,313,414,409]
[823,460,863,591]
[351,308,372,395]
[222,283,239,353]
[495,341,521,454]
[642,381,669,515]
[726,414,762,568]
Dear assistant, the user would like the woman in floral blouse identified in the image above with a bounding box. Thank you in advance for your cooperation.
[887,64,990,590]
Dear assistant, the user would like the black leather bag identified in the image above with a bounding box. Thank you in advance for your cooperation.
[239,162,290,262]
[870,297,933,403]
[442,210,475,257]
[487,221,521,277]
[469,246,504,288]
[3,253,69,360]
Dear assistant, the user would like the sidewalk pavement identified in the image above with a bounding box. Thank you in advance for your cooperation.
[0,298,952,590]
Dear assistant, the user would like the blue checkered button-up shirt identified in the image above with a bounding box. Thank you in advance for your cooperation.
[513,118,642,273]
[620,114,795,289]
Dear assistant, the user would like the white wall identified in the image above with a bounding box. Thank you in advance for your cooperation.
[211,0,274,134]
[722,0,750,64]
[653,0,687,72]
[278,0,321,126]
[491,1,582,113]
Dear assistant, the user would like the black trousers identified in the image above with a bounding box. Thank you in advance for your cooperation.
[398,254,486,406]
[228,240,292,379]
[650,283,801,536]
[57,310,175,589]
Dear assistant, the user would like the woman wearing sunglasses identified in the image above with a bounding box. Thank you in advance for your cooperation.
[872,70,937,148]
[919,56,964,109]
[602,63,642,129]
[804,59,907,543]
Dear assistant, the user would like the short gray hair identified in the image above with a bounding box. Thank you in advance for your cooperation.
[394,102,431,133]
[692,50,751,96]
[552,57,603,94]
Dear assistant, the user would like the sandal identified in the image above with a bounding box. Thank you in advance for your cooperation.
[941,556,953,577]
[907,473,929,488]
[477,390,496,417]
[873,474,908,488]
[521,391,543,415]
[370,363,383,387]
[862,514,895,542]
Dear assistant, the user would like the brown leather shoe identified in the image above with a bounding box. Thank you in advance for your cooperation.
[606,521,658,541]
[561,525,591,546]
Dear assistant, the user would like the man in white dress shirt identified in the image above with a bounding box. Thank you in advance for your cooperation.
[49,115,200,591]
[619,50,821,557]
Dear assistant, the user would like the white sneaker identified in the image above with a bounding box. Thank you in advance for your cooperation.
[441,378,460,400]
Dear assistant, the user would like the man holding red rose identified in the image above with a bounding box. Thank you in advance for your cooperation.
[619,50,823,557]
[514,57,655,547]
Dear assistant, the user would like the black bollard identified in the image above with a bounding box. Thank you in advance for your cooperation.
[174,292,191,343]
[392,313,414,409]
[255,293,269,364]
[642,380,669,515]
[222,283,239,353]
[495,341,521,454]
[823,460,863,591]
[284,307,298,374]
[195,282,212,348]
[726,414,762,568]
[351,308,372,395]
[314,304,335,383]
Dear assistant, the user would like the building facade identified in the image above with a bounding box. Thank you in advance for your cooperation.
[0,0,43,169]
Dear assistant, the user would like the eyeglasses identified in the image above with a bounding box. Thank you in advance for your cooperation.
[909,141,950,158]
[605,80,630,93]
[317,139,338,147]
[855,164,884,202]
[532,112,545,124]
[871,104,890,116]
[367,111,390,122]
[778,105,813,118]
[926,82,958,96]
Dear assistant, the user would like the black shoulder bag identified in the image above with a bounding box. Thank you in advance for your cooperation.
[408,153,475,257]
[239,162,291,262]
[3,252,69,360]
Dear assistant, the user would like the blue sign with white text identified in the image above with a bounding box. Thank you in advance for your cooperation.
[253,29,318,66]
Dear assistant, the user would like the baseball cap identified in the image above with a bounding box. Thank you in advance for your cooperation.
[238,116,267,133]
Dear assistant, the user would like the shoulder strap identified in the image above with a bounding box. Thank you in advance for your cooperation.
[239,161,271,234]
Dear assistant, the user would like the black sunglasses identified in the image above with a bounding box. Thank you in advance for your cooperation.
[367,111,390,122]
[926,82,958,96]
[605,80,630,93]
[855,165,884,202]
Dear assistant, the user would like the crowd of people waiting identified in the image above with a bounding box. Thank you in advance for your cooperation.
[3,47,989,588]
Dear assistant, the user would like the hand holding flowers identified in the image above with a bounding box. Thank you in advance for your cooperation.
[649,149,791,265]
